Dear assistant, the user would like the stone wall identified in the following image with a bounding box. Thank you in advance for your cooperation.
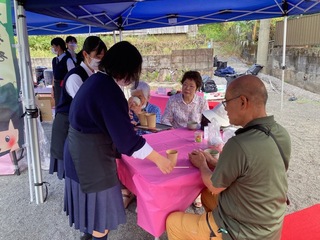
[31,47,320,94]
[32,58,52,70]
[31,48,214,83]
[142,48,213,82]
[269,47,320,94]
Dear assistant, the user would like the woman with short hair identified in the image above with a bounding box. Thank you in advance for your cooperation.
[128,81,161,134]
[161,70,209,129]
[51,37,75,106]
[50,36,107,180]
[64,41,173,240]
[65,35,78,65]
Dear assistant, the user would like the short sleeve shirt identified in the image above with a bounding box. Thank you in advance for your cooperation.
[211,116,291,240]
[161,93,208,128]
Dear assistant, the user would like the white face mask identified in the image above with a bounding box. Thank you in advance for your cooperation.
[68,43,77,51]
[51,47,58,55]
[117,79,127,87]
[89,57,100,70]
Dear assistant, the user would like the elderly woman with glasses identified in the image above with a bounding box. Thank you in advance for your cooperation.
[161,71,209,129]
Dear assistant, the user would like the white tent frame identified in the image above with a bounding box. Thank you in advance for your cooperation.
[14,0,44,204]
[27,22,94,34]
[12,0,306,204]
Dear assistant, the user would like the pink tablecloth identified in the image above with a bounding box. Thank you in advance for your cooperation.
[149,90,170,114]
[117,128,207,237]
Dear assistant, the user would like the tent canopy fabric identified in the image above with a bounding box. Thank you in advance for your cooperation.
[12,10,111,35]
[15,0,320,35]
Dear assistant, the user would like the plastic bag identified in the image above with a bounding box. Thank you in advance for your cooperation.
[207,118,223,148]
[222,127,237,143]
[201,75,217,93]
[37,118,50,170]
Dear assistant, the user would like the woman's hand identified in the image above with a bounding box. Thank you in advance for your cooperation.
[147,150,173,174]
[128,97,134,108]
[155,155,174,174]
[128,110,138,126]
[128,97,142,115]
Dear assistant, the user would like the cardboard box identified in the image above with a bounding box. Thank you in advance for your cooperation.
[35,94,54,122]
[37,93,55,107]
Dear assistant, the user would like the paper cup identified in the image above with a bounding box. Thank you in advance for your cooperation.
[166,149,178,167]
[146,113,156,128]
[132,96,141,105]
[138,112,147,126]
[187,121,198,130]
[204,149,220,159]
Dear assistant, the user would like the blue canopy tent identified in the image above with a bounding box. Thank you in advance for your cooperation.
[13,11,111,35]
[11,0,320,204]
[22,0,320,33]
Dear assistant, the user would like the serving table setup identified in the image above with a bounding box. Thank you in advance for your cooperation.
[117,128,209,239]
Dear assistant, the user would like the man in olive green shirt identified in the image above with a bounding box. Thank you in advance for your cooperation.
[166,75,291,240]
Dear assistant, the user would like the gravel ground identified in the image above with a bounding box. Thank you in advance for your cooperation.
[0,56,319,240]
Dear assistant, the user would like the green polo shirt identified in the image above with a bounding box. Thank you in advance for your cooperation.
[211,116,291,240]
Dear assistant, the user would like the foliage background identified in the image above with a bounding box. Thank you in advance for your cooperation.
[28,20,280,58]
[27,20,281,83]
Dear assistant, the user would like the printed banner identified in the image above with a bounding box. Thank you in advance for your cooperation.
[0,0,24,162]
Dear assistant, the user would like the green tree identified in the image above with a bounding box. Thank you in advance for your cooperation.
[198,23,230,41]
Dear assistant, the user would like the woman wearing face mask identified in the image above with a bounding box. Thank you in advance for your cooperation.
[65,35,78,65]
[64,41,173,240]
[49,36,107,182]
[51,37,76,107]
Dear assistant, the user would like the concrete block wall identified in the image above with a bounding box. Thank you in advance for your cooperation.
[270,47,320,94]
[32,57,52,70]
[32,48,214,83]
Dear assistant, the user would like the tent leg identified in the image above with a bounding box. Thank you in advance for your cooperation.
[281,16,288,110]
[113,30,117,43]
[14,0,44,204]
[9,150,20,175]
[119,29,123,41]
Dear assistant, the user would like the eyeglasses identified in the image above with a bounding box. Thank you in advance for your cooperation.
[182,84,196,89]
[221,95,241,108]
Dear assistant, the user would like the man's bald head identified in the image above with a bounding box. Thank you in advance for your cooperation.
[227,75,268,107]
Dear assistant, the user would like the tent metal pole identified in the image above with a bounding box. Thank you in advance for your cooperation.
[14,30,34,203]
[119,29,123,42]
[113,30,117,43]
[281,16,288,110]
[13,2,33,202]
[14,0,44,204]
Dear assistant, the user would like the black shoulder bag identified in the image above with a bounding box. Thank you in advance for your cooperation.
[206,124,290,240]
[235,124,290,204]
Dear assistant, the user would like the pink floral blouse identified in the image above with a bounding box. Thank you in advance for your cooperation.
[161,93,209,128]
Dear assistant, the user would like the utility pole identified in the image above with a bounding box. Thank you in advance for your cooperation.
[257,19,271,74]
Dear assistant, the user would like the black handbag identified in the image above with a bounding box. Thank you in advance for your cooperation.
[201,75,217,93]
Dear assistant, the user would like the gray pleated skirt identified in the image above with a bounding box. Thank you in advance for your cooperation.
[64,178,126,234]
